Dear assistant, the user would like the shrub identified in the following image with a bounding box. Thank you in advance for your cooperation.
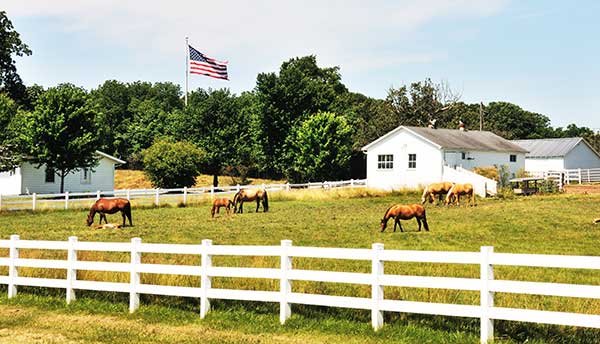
[142,139,204,188]
[472,166,499,181]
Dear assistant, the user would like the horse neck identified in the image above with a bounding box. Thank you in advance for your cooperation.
[88,206,97,218]
[383,205,395,220]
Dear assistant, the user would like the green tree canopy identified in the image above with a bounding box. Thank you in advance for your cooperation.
[255,56,348,176]
[287,111,353,182]
[170,88,255,187]
[14,83,99,192]
[0,11,31,103]
[142,139,204,188]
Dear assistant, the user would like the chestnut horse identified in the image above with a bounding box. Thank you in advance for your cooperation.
[87,198,133,227]
[421,181,454,205]
[233,189,269,213]
[212,198,234,217]
[445,183,476,206]
[380,204,429,232]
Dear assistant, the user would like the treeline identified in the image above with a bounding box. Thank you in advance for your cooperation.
[1,12,599,188]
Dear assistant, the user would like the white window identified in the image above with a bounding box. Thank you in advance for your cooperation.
[45,167,55,183]
[408,154,417,169]
[81,168,91,184]
[377,154,393,169]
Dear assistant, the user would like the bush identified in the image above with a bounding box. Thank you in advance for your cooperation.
[142,139,204,188]
[472,166,499,181]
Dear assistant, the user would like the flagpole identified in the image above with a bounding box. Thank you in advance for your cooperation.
[185,36,189,107]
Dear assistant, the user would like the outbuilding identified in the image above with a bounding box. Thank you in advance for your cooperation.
[0,151,125,195]
[512,137,600,172]
[361,126,527,196]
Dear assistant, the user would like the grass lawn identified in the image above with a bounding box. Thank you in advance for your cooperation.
[1,190,600,343]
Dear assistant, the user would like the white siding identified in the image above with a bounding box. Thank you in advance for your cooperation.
[0,167,22,195]
[445,150,525,177]
[20,157,117,194]
[524,158,565,172]
[564,142,600,170]
[365,130,443,190]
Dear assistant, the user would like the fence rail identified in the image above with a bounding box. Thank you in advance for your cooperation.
[530,168,600,189]
[1,235,599,343]
[0,179,367,212]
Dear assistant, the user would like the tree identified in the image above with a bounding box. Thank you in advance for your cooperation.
[287,111,353,182]
[0,93,19,172]
[15,84,99,192]
[142,139,204,188]
[255,56,348,177]
[170,88,254,187]
[0,11,32,103]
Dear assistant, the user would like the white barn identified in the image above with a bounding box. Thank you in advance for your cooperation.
[512,137,600,172]
[0,151,125,195]
[361,126,527,196]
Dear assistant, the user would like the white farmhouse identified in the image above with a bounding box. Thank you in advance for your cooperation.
[361,126,527,196]
[0,151,125,195]
[512,137,600,172]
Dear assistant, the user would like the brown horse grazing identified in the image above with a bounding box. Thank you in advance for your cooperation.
[445,183,476,206]
[211,198,234,217]
[380,204,429,232]
[421,182,455,205]
[233,189,269,213]
[87,198,133,227]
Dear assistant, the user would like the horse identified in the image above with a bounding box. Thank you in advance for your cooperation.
[87,198,133,227]
[445,183,476,206]
[233,189,269,213]
[421,181,454,205]
[212,198,234,217]
[380,204,429,232]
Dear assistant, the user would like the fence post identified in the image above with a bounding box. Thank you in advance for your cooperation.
[236,184,240,193]
[183,187,188,205]
[371,243,384,330]
[8,234,19,298]
[578,168,582,184]
[66,236,78,304]
[280,240,292,324]
[480,246,494,343]
[126,189,131,201]
[286,183,290,192]
[155,188,160,206]
[96,190,101,200]
[200,239,212,318]
[350,179,354,188]
[129,237,141,313]
[588,169,591,183]
[64,192,69,210]
[32,193,36,211]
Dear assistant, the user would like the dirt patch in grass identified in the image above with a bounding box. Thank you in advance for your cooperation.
[564,184,600,194]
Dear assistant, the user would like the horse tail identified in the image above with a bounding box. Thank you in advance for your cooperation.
[422,207,430,231]
[262,190,269,212]
[124,200,133,226]
[445,184,456,205]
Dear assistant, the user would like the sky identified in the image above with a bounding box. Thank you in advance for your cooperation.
[4,0,600,130]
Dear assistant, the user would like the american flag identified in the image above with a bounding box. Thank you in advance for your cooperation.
[188,45,228,80]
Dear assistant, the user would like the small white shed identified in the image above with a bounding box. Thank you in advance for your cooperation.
[0,151,125,195]
[361,126,527,193]
[512,138,600,172]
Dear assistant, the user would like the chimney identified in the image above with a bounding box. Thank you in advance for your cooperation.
[458,120,466,131]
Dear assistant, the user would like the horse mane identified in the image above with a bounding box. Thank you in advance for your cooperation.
[382,204,396,220]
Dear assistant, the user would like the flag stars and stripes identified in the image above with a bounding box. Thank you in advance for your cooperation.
[188,45,228,80]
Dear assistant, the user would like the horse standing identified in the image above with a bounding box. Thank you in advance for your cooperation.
[212,198,234,217]
[87,198,133,227]
[233,189,269,213]
[421,182,454,205]
[380,204,429,232]
[445,183,476,206]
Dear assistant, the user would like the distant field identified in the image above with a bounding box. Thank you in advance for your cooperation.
[114,169,284,190]
[1,191,600,343]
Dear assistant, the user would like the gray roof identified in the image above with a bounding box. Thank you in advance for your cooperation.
[511,137,584,158]
[362,126,528,153]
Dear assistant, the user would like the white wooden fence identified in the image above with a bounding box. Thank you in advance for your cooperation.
[1,236,600,343]
[0,179,367,212]
[531,168,600,189]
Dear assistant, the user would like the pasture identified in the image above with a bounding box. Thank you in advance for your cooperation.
[1,190,600,343]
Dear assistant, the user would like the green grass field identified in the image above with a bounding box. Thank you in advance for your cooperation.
[1,190,600,343]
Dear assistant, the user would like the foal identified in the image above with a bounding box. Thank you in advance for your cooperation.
[212,198,234,217]
[380,204,429,232]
